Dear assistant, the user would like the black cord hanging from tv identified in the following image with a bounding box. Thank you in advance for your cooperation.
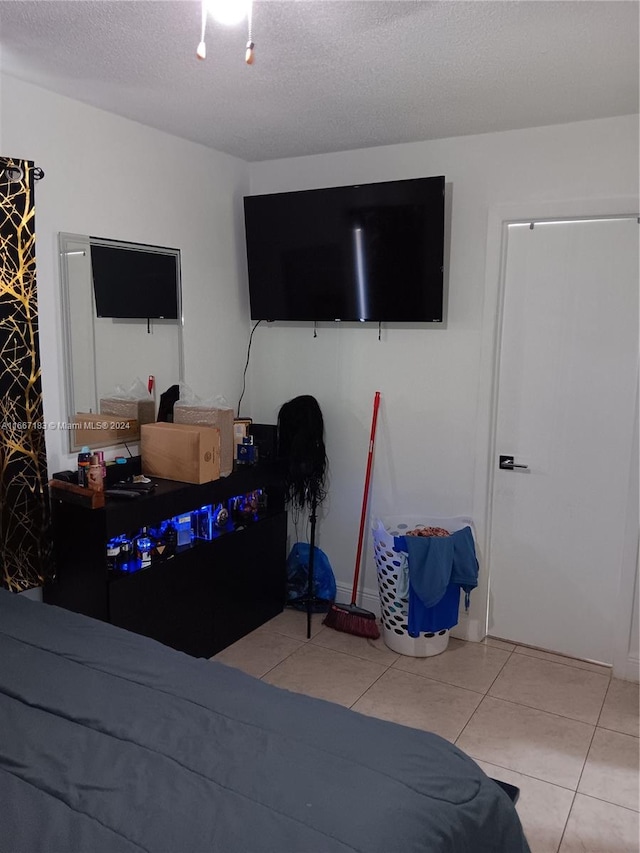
[237,319,262,417]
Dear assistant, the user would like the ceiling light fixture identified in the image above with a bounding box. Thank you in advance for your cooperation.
[196,0,254,64]
[207,0,251,27]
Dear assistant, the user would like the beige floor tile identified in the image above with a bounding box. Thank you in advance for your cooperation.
[489,654,610,724]
[351,668,482,742]
[599,678,640,737]
[475,759,574,853]
[392,638,511,694]
[310,625,399,666]
[256,607,325,641]
[513,645,612,676]
[578,727,640,812]
[559,794,639,853]
[261,643,387,707]
[212,630,304,678]
[456,696,594,789]
[483,636,517,652]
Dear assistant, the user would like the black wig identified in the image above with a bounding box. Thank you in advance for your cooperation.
[277,395,328,509]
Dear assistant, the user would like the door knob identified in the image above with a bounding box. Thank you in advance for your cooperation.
[499,455,529,470]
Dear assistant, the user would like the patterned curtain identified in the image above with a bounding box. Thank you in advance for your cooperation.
[0,157,52,591]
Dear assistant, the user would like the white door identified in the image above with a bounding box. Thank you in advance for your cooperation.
[488,216,638,664]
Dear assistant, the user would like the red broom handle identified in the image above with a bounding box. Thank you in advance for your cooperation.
[350,391,381,604]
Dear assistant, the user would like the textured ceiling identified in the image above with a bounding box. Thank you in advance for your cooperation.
[0,0,638,162]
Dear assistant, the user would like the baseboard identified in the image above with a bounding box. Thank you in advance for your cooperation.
[450,618,484,644]
[620,655,640,683]
[335,582,381,617]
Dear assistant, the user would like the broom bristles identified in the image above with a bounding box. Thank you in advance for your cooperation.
[323,603,380,639]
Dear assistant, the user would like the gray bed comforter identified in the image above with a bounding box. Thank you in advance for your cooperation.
[0,590,530,853]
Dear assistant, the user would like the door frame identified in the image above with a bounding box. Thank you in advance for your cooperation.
[469,196,639,676]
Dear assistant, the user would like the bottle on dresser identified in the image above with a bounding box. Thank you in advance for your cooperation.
[77,446,91,487]
[106,537,121,571]
[87,454,104,492]
[134,528,152,569]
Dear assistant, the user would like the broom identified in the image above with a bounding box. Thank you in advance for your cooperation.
[323,391,381,640]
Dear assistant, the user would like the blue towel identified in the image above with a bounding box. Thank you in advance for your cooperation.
[394,527,479,635]
[406,583,461,636]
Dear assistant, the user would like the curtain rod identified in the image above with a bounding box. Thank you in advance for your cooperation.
[0,158,45,181]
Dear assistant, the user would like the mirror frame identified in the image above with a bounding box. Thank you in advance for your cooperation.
[58,232,185,452]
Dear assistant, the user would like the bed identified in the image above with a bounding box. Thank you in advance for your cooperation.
[0,589,531,852]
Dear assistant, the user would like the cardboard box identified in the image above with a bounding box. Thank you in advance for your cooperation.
[100,397,156,427]
[71,413,140,451]
[141,422,220,484]
[173,405,234,477]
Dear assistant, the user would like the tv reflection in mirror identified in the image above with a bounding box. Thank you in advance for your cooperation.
[90,238,181,320]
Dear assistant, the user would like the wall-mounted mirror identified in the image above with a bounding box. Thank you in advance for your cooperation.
[59,232,184,452]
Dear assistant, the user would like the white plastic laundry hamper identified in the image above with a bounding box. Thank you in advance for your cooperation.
[372,515,475,657]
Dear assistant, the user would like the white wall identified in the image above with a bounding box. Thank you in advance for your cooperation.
[0,74,251,474]
[247,115,639,642]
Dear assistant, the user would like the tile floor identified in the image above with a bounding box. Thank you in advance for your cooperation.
[213,609,640,853]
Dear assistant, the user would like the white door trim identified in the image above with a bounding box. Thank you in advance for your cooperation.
[612,379,639,681]
[467,197,639,663]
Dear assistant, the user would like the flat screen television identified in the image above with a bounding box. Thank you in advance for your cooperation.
[243,175,445,322]
[90,239,181,320]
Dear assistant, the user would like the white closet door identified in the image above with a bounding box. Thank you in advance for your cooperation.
[489,216,638,663]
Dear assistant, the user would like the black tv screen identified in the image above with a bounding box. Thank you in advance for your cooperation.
[90,240,180,320]
[243,176,445,322]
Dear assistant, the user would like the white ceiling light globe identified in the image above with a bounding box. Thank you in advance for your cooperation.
[206,0,251,26]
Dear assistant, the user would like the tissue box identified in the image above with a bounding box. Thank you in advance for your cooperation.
[100,397,156,427]
[173,405,234,477]
[71,413,140,450]
[141,422,220,484]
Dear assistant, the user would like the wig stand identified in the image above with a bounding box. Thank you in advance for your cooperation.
[290,485,330,639]
[276,394,330,640]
